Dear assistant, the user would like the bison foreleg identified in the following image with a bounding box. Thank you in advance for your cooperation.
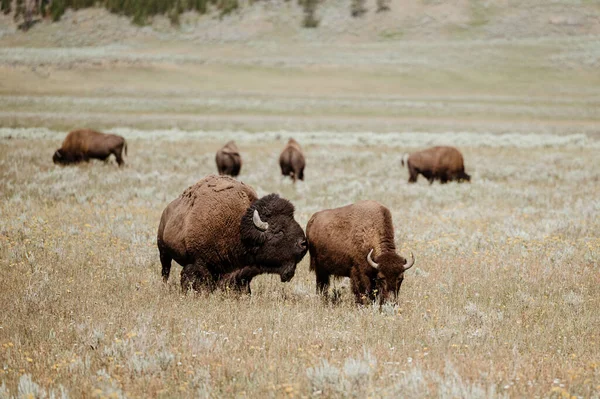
[350,267,373,305]
[219,266,260,295]
[180,261,213,293]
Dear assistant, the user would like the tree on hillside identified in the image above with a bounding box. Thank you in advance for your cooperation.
[11,0,50,30]
[351,0,366,17]
[301,0,319,27]
[0,0,51,29]
[376,0,390,12]
[1,0,11,14]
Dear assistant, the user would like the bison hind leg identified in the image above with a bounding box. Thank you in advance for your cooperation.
[407,164,419,183]
[280,163,291,178]
[113,149,125,167]
[159,248,173,284]
[315,271,330,298]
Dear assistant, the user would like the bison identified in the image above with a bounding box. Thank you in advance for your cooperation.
[53,129,127,167]
[401,146,470,184]
[279,138,305,182]
[306,200,415,305]
[216,140,242,177]
[157,175,308,294]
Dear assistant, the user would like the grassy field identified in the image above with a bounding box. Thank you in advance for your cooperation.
[1,2,600,397]
[1,36,600,134]
[0,129,599,398]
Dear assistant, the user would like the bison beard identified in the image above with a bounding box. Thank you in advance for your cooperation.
[157,176,307,294]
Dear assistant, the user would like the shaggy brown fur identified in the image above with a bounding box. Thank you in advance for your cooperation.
[279,138,305,183]
[401,146,470,184]
[215,140,242,177]
[306,200,415,305]
[53,129,127,167]
[157,175,307,294]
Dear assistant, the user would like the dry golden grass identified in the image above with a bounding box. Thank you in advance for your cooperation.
[0,131,599,398]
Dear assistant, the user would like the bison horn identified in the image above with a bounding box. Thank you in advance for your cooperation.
[367,249,379,269]
[252,210,269,231]
[54,150,62,158]
[403,252,415,271]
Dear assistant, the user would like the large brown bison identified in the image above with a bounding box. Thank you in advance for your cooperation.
[306,200,415,305]
[279,138,305,182]
[401,146,470,184]
[157,175,308,293]
[53,129,127,167]
[215,140,242,177]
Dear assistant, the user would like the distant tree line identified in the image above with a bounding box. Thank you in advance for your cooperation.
[302,0,389,28]
[1,0,238,28]
[1,0,389,31]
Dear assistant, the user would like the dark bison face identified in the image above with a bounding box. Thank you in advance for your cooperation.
[368,250,415,303]
[52,149,65,164]
[459,172,471,182]
[240,194,307,282]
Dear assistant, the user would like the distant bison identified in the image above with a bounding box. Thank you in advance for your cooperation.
[306,200,415,305]
[53,129,127,167]
[279,138,305,182]
[401,146,470,184]
[216,140,242,177]
[157,175,308,294]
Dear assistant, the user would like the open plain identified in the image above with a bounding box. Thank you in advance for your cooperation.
[1,1,600,397]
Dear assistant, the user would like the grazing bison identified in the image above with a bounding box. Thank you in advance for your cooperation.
[401,146,470,184]
[279,138,305,182]
[157,175,308,293]
[306,200,415,305]
[216,140,242,177]
[53,129,127,167]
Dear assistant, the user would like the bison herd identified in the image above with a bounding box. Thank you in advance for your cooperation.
[53,128,473,306]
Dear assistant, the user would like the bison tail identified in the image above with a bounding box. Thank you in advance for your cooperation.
[124,140,128,157]
[401,153,409,167]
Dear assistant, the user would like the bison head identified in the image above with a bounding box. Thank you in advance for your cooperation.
[52,149,65,164]
[367,249,415,303]
[458,172,471,182]
[240,194,307,282]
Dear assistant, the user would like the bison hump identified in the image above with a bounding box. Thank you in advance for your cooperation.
[163,175,257,261]
[180,175,257,206]
[208,178,236,192]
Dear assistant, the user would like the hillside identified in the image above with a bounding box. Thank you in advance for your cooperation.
[1,0,600,45]
[0,1,599,135]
